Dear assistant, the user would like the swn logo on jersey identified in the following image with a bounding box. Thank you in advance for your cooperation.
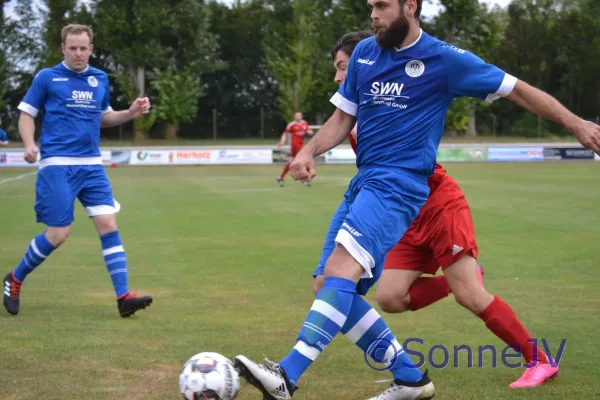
[365,81,410,110]
[72,90,94,100]
[369,82,408,98]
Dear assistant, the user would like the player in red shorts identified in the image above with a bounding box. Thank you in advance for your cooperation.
[276,111,314,187]
[313,30,557,394]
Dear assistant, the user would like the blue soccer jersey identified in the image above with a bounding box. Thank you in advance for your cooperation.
[331,30,516,176]
[18,62,112,160]
[0,128,7,143]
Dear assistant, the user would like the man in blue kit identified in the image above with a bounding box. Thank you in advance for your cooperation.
[233,0,600,399]
[3,24,153,318]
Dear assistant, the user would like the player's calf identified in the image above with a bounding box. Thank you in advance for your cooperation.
[444,256,493,314]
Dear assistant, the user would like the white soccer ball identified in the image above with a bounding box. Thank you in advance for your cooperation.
[179,352,240,400]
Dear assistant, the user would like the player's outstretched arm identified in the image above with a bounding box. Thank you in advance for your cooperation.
[101,97,151,128]
[303,108,356,157]
[506,80,600,154]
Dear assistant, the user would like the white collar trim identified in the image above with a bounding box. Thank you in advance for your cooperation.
[62,61,89,73]
[394,29,423,52]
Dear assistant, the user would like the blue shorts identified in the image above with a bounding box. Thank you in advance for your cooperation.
[313,167,429,295]
[35,165,120,227]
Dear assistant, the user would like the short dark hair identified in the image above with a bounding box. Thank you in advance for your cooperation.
[399,0,423,19]
[331,30,374,61]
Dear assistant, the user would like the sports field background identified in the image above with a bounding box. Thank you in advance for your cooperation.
[1,162,599,399]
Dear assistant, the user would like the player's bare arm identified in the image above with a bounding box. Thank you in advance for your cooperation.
[101,97,151,128]
[18,112,39,163]
[277,131,287,147]
[506,80,600,154]
[302,108,355,157]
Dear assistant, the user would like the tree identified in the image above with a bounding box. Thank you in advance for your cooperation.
[263,0,336,124]
[93,0,222,140]
[430,0,506,136]
[150,66,203,139]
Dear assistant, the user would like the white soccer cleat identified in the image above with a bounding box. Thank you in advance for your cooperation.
[367,371,435,400]
[234,355,296,400]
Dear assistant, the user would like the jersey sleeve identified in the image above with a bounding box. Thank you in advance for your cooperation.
[101,75,113,114]
[18,71,47,117]
[442,47,517,103]
[330,44,360,116]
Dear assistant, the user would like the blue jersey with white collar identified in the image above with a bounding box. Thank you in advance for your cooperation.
[331,30,516,176]
[18,62,112,160]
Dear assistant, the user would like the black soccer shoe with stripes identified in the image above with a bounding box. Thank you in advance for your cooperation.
[117,292,153,318]
[3,272,22,316]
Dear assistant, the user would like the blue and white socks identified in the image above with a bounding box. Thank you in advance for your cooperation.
[279,276,357,387]
[100,231,129,298]
[13,232,57,282]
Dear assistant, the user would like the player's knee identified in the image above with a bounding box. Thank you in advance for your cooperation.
[312,275,325,296]
[46,226,71,247]
[323,246,364,282]
[93,214,118,236]
[375,288,410,313]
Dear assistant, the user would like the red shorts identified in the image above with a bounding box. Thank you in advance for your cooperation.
[290,145,302,157]
[384,175,478,275]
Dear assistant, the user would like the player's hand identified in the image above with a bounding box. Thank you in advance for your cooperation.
[128,97,151,119]
[276,142,284,148]
[290,149,316,182]
[571,119,600,155]
[23,145,39,164]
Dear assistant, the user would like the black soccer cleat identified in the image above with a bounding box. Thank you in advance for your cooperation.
[3,272,22,316]
[117,292,153,318]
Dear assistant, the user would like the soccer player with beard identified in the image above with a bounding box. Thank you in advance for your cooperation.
[233,1,600,399]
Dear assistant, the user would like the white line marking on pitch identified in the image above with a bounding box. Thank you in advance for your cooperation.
[0,171,36,185]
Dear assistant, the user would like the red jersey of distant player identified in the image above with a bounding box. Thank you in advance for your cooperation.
[347,132,478,274]
[285,120,311,156]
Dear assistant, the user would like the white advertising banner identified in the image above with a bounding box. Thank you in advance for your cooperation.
[129,150,173,165]
[212,149,272,164]
[172,150,217,165]
[0,151,40,167]
[325,148,357,163]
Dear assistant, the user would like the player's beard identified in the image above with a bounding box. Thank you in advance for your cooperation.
[374,11,411,50]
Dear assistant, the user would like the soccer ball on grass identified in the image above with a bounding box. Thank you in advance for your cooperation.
[179,352,240,400]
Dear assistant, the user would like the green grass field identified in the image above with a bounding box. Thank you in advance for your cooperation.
[1,162,599,399]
